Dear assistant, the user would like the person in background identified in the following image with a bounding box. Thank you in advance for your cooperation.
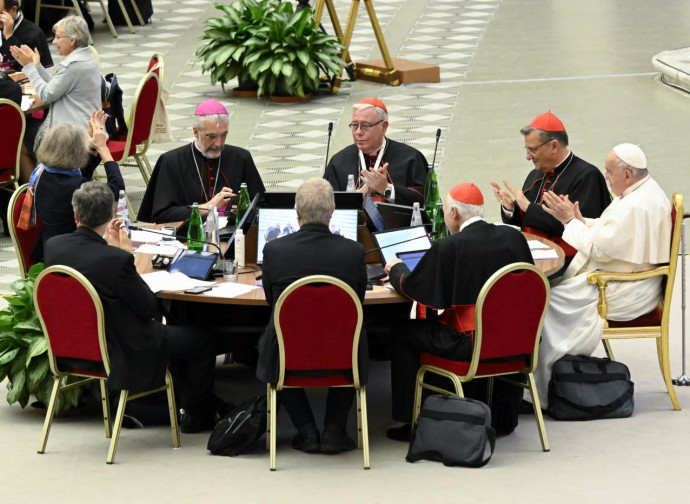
[0,0,53,72]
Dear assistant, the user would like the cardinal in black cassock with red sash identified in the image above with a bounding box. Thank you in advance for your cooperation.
[324,97,428,206]
[385,183,534,439]
[137,99,265,223]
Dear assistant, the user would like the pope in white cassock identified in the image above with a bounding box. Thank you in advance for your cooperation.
[535,143,671,407]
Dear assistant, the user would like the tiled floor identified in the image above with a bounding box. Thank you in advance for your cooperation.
[3,1,690,502]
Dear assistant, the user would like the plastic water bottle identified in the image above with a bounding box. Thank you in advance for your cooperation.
[187,203,204,251]
[115,190,130,236]
[235,183,250,226]
[410,202,423,227]
[346,174,355,192]
[235,228,245,268]
[204,204,220,253]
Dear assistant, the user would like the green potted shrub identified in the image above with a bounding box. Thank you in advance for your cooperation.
[0,263,88,413]
[196,0,346,100]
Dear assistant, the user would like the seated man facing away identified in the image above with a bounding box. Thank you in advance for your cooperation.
[256,178,368,454]
[536,143,671,407]
[384,183,534,440]
[324,97,428,206]
[44,181,220,433]
[137,98,265,223]
[491,111,610,273]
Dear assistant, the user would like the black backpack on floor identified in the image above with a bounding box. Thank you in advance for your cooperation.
[207,395,267,456]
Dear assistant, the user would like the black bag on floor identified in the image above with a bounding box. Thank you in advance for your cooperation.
[108,0,153,26]
[101,73,128,141]
[548,354,634,420]
[207,395,266,456]
[406,395,496,468]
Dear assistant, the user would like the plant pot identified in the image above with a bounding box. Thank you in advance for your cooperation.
[233,87,258,98]
[269,93,311,103]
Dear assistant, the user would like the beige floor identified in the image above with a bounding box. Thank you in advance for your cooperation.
[3,0,690,502]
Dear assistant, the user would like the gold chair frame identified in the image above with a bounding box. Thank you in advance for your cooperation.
[35,0,144,38]
[0,98,25,194]
[7,184,32,278]
[587,192,683,411]
[34,265,180,464]
[412,262,551,452]
[267,275,370,471]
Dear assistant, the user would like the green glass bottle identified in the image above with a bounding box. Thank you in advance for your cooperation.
[423,163,439,211]
[431,200,448,241]
[235,182,250,227]
[187,202,205,251]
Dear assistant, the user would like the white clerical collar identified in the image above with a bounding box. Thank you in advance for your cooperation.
[621,174,650,198]
[13,12,23,32]
[358,137,387,172]
[459,216,483,232]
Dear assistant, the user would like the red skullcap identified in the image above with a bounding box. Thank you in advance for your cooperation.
[529,111,565,132]
[449,183,484,205]
[357,97,388,113]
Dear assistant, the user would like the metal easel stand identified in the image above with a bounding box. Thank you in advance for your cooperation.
[673,214,690,385]
[313,0,440,93]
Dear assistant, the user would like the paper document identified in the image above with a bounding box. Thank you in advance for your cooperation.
[135,243,184,256]
[528,240,551,250]
[140,271,215,293]
[132,227,174,243]
[21,95,35,112]
[366,285,394,296]
[531,248,559,260]
[202,282,260,298]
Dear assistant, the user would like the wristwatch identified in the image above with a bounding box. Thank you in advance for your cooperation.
[384,183,393,200]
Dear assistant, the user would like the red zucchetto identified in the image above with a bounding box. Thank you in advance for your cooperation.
[529,111,565,132]
[356,97,388,113]
[449,183,484,205]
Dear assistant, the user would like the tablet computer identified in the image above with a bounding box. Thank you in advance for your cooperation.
[395,250,427,271]
[169,249,217,280]
[372,226,432,265]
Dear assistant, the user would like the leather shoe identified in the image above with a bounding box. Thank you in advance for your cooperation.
[386,423,411,442]
[321,426,355,453]
[292,426,321,453]
[179,409,215,434]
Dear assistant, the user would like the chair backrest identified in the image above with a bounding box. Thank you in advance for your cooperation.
[0,98,25,186]
[469,262,550,376]
[274,275,364,388]
[7,184,42,278]
[661,193,683,324]
[147,53,164,85]
[33,265,110,378]
[122,71,160,158]
[88,44,101,71]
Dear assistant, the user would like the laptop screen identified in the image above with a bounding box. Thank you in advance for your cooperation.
[256,208,359,264]
[372,226,432,265]
[169,249,217,280]
[363,194,387,232]
[395,250,427,271]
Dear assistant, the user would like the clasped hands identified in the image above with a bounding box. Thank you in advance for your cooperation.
[490,179,530,213]
[358,162,389,195]
[541,191,583,225]
[9,44,40,68]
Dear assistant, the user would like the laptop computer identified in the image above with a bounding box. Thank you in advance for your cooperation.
[169,249,217,280]
[363,193,387,232]
[376,202,432,231]
[372,225,432,265]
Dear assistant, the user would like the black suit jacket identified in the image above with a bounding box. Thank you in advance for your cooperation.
[0,16,53,72]
[256,223,368,384]
[44,227,168,393]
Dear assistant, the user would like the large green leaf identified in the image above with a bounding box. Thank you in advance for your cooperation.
[0,347,20,366]
[281,62,293,78]
[214,45,239,66]
[7,362,27,405]
[25,336,47,367]
[14,319,42,334]
[27,356,50,394]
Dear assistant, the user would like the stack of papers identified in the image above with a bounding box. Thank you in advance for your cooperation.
[141,271,214,293]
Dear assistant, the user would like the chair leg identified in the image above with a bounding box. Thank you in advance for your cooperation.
[98,0,118,37]
[359,387,370,470]
[657,335,682,411]
[99,380,112,438]
[106,390,128,464]
[128,0,146,25]
[527,373,550,452]
[37,377,61,454]
[412,367,426,426]
[269,385,277,471]
[116,0,136,33]
[165,370,181,448]
[355,388,362,449]
[265,383,271,451]
[135,154,151,185]
[602,339,615,360]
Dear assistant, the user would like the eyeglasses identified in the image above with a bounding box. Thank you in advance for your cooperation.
[348,120,383,131]
[202,132,228,141]
[53,34,70,40]
[524,139,552,155]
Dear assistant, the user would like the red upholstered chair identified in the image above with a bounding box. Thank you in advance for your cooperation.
[412,262,551,452]
[588,192,683,411]
[7,184,42,278]
[34,265,180,464]
[0,98,24,194]
[268,275,369,471]
[148,53,164,82]
[106,71,160,184]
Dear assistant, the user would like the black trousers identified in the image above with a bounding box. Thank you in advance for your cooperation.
[280,387,355,432]
[165,325,216,414]
[391,320,472,423]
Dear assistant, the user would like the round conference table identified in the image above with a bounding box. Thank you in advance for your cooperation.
[141,231,564,307]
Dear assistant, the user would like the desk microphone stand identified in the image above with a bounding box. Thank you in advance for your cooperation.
[674,213,690,386]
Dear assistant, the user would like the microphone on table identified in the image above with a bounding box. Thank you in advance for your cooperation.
[324,121,334,172]
[129,224,223,258]
[430,128,441,171]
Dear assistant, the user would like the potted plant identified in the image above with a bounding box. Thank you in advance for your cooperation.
[196,0,346,100]
[196,0,264,96]
[0,264,89,414]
